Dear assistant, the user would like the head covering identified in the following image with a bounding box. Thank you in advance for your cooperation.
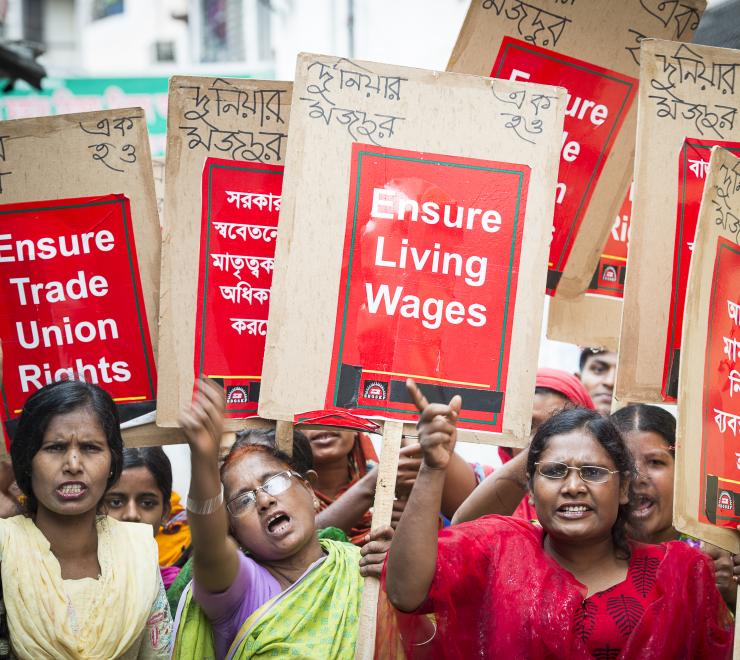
[536,368,595,410]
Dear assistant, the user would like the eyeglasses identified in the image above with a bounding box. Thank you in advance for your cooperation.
[535,461,619,484]
[226,471,303,517]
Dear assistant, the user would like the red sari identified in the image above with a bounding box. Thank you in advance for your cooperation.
[314,433,378,545]
[379,515,732,659]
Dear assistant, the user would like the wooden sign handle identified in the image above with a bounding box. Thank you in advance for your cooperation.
[275,420,294,456]
[354,420,403,660]
[734,585,740,660]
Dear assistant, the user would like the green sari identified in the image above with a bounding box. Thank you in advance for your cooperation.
[172,538,362,660]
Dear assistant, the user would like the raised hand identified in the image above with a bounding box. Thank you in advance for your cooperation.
[395,443,422,498]
[179,377,225,459]
[359,525,394,578]
[406,379,461,471]
[702,541,736,607]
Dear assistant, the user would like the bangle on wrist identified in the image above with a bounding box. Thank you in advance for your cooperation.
[187,484,224,515]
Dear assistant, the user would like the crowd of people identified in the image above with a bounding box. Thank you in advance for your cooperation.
[0,346,734,658]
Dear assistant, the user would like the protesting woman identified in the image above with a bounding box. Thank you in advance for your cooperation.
[612,404,736,606]
[173,378,392,659]
[455,367,594,524]
[2,380,171,659]
[105,447,191,592]
[385,382,732,658]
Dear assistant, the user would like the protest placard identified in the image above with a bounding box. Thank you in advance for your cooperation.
[447,0,705,297]
[156,76,291,430]
[259,53,565,659]
[674,146,740,554]
[547,184,632,350]
[259,53,565,446]
[617,39,740,403]
[0,109,162,446]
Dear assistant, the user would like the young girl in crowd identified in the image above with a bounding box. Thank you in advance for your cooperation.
[105,447,191,591]
[385,383,732,658]
[173,378,393,659]
[612,404,736,606]
[2,381,171,659]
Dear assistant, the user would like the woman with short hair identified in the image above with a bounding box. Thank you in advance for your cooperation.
[2,380,171,659]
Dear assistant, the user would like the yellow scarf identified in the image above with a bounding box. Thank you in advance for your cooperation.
[0,515,159,659]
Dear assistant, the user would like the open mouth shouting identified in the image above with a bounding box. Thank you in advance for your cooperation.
[555,502,593,520]
[631,494,656,520]
[264,510,292,537]
[56,481,88,501]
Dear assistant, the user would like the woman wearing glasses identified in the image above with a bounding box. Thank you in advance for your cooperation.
[384,382,732,659]
[172,379,392,659]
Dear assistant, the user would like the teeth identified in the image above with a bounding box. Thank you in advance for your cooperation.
[60,485,83,495]
[562,505,588,512]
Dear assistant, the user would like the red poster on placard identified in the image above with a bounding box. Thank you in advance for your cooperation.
[586,183,632,299]
[700,237,740,529]
[325,143,530,433]
[0,195,156,437]
[491,37,637,295]
[193,157,282,417]
[663,139,740,401]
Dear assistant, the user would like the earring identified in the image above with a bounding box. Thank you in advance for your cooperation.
[313,497,320,510]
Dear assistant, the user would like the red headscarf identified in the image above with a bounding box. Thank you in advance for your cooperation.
[535,367,595,409]
[499,368,595,465]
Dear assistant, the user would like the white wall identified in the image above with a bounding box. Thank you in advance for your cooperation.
[76,0,189,75]
[270,0,468,80]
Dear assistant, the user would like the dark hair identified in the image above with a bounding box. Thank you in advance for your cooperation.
[222,428,315,477]
[11,380,124,513]
[120,447,173,504]
[579,347,606,372]
[611,404,675,455]
[526,408,636,560]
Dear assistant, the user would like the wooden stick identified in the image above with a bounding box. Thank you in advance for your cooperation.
[734,586,740,659]
[275,420,294,456]
[354,420,403,660]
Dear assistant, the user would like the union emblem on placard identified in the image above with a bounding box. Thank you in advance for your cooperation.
[718,490,734,511]
[226,386,248,403]
[601,265,618,282]
[363,380,388,401]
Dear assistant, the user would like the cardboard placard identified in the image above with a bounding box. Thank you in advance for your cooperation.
[156,76,291,431]
[674,146,740,553]
[617,39,740,404]
[546,184,632,350]
[193,157,282,418]
[447,0,705,297]
[259,53,565,445]
[0,109,162,446]
[662,138,740,400]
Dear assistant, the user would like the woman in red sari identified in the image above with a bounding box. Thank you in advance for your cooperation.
[384,381,732,659]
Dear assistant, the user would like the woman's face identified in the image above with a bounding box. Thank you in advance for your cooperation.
[222,451,317,562]
[302,429,357,466]
[31,406,112,518]
[104,466,168,535]
[624,430,675,543]
[532,430,629,546]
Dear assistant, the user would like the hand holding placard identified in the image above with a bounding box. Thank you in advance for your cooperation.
[179,377,225,461]
[406,378,461,471]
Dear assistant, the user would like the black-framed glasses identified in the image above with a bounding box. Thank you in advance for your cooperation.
[535,461,619,484]
[226,471,303,517]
